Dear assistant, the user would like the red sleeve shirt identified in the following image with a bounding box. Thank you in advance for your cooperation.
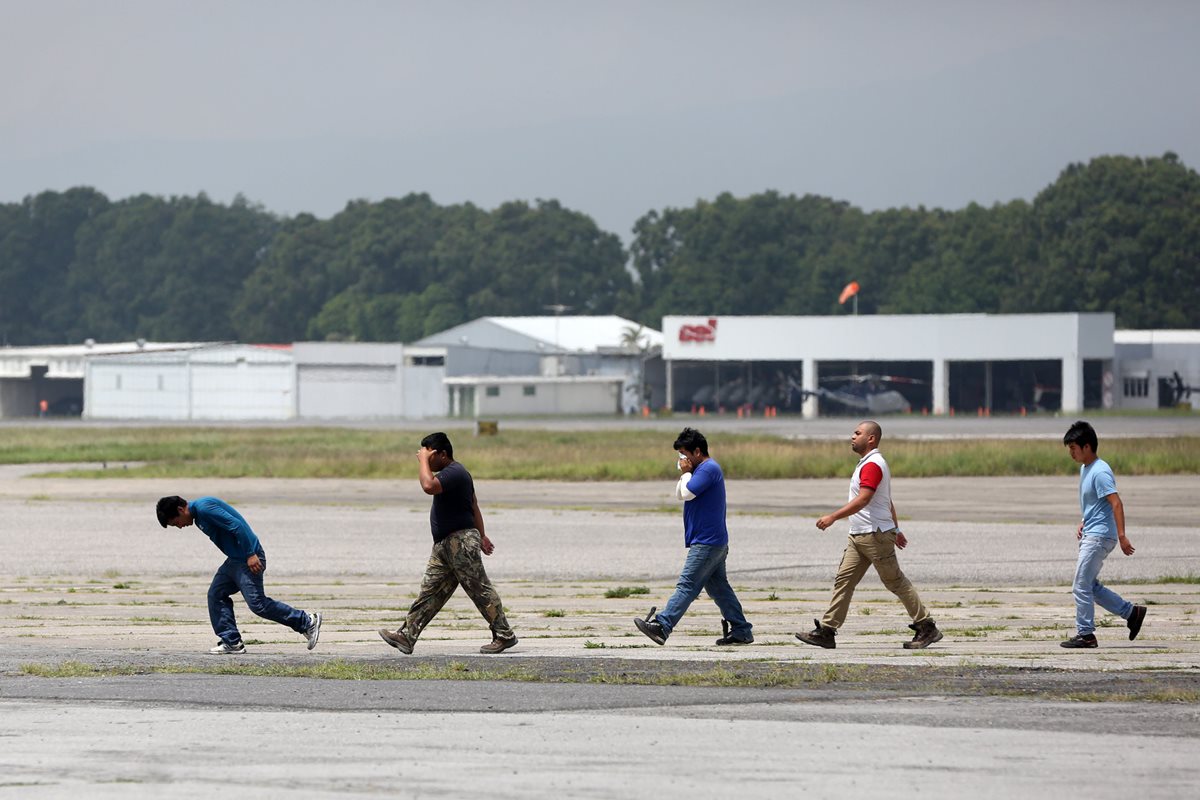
[858,462,883,491]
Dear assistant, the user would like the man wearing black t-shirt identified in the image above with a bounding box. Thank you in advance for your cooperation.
[379,432,518,655]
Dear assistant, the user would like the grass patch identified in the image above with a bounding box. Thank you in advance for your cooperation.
[4,427,1197,480]
[20,659,537,682]
[1123,574,1200,585]
[1062,688,1200,703]
[604,586,650,599]
[542,609,566,618]
[18,659,1200,701]
[942,625,1009,638]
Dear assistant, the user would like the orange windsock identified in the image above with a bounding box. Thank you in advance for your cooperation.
[838,281,861,305]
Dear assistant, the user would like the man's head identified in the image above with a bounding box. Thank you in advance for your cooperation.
[850,420,882,455]
[1063,420,1099,465]
[156,496,193,528]
[673,427,709,469]
[420,431,454,470]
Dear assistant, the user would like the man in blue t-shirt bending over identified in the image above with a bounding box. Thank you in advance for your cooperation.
[1060,421,1146,648]
[635,427,753,646]
[157,495,321,655]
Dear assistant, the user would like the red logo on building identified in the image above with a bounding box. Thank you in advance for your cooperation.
[679,318,718,343]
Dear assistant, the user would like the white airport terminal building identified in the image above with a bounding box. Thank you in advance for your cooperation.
[0,312,1195,420]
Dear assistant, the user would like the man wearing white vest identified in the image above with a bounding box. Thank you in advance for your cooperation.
[796,420,943,650]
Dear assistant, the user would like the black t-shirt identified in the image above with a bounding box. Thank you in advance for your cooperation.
[429,461,477,543]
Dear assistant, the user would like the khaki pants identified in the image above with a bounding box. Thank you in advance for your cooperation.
[402,529,515,642]
[822,531,929,629]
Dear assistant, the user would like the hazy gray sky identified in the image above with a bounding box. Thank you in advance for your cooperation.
[3,1,1198,237]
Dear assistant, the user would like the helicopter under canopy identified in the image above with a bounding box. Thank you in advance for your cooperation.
[788,373,926,415]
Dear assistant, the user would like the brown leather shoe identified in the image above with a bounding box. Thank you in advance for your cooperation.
[378,628,414,654]
[795,618,836,649]
[903,619,944,649]
[480,636,518,654]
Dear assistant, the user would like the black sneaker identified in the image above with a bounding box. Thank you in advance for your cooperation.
[1127,605,1147,641]
[1060,633,1098,649]
[634,606,667,645]
[902,619,944,650]
[795,618,836,649]
[715,619,754,646]
[208,640,245,655]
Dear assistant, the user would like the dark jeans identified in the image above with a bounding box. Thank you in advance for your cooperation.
[208,547,309,645]
[656,543,752,639]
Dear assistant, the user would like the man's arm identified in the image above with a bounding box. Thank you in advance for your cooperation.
[418,448,443,495]
[209,504,263,574]
[684,462,717,497]
[473,493,495,555]
[1108,493,1134,555]
[674,473,696,501]
[816,488,873,530]
[889,500,907,549]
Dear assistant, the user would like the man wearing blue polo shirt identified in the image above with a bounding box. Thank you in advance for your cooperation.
[157,495,322,655]
[1060,421,1146,648]
[634,428,753,646]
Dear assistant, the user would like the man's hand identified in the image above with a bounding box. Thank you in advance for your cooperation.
[247,553,264,574]
[1076,521,1084,541]
[895,531,908,549]
[418,446,436,462]
[677,455,690,472]
[1118,535,1135,556]
[816,515,836,531]
[480,534,495,556]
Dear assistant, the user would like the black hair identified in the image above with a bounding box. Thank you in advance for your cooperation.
[1062,420,1099,453]
[156,495,188,528]
[673,427,709,456]
[421,431,454,459]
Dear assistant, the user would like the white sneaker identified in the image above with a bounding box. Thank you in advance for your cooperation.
[209,640,245,655]
[304,611,322,650]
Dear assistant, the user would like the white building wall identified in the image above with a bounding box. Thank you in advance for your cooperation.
[85,346,295,420]
[85,362,190,419]
[293,342,407,419]
[662,313,1115,362]
[402,365,448,418]
[474,381,620,415]
[191,361,294,420]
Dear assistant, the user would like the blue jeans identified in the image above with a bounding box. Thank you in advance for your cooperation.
[656,544,752,639]
[1073,535,1133,636]
[208,547,310,645]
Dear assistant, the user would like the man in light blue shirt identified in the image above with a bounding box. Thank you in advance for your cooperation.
[1060,421,1146,648]
[157,495,322,655]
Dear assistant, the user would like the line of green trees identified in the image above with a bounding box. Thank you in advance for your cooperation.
[1,153,1197,345]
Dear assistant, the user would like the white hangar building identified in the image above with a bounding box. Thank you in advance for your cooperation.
[0,316,663,421]
[412,315,663,417]
[661,312,1120,418]
[81,342,427,421]
[0,341,206,418]
[1114,330,1200,411]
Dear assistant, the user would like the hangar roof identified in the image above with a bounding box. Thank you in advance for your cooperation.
[416,316,662,354]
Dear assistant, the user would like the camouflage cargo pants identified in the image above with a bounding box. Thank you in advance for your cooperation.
[402,528,515,642]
